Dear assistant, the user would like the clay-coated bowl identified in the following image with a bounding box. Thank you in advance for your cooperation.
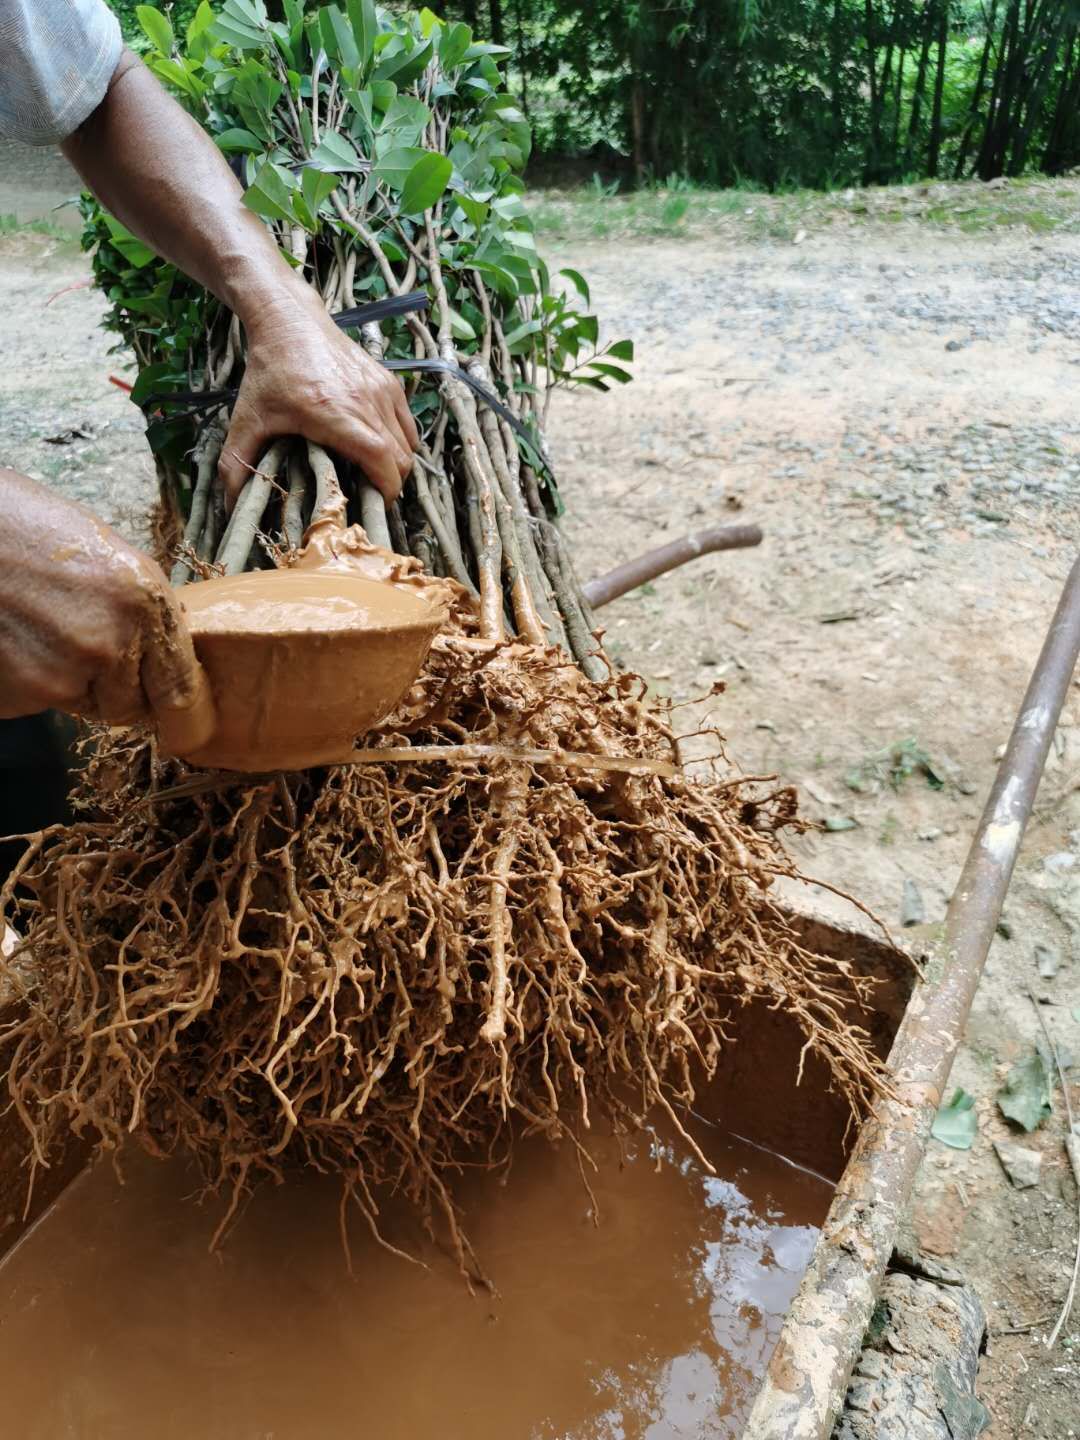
[172,569,441,772]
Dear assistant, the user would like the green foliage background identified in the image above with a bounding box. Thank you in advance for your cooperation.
[102,2,1080,192]
[108,0,201,39]
[451,0,1080,188]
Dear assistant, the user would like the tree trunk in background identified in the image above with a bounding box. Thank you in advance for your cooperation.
[513,0,529,116]
[889,47,907,163]
[863,0,884,179]
[904,0,936,170]
[828,0,847,155]
[953,0,998,177]
[630,12,648,186]
[926,1,949,177]
[631,79,647,184]
[1043,28,1080,172]
[488,0,505,46]
[1008,3,1074,175]
[977,0,1024,177]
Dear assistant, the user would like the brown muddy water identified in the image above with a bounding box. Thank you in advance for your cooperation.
[0,1110,831,1440]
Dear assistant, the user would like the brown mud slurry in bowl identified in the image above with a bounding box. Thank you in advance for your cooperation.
[178,567,444,772]
[0,1111,830,1440]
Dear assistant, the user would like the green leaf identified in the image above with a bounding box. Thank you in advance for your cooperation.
[503,317,543,354]
[229,59,282,140]
[186,0,215,43]
[302,167,340,215]
[559,268,590,305]
[469,258,516,298]
[931,1089,977,1150]
[454,194,490,230]
[418,7,442,38]
[492,193,527,221]
[289,192,318,232]
[607,338,634,361]
[461,42,511,60]
[997,1053,1052,1132]
[374,145,427,192]
[587,361,633,384]
[214,127,264,154]
[368,230,405,263]
[103,216,156,268]
[375,37,434,87]
[400,152,453,215]
[130,361,182,408]
[823,816,858,832]
[309,131,367,173]
[448,308,476,342]
[212,0,268,49]
[574,313,599,346]
[369,80,398,114]
[378,95,431,145]
[346,0,378,71]
[136,5,174,55]
[318,6,359,71]
[242,159,298,225]
[148,56,206,100]
[439,22,473,71]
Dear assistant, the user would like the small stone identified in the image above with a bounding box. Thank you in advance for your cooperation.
[994,1140,1042,1190]
[1035,944,1061,979]
[1044,851,1077,875]
[854,1350,886,1380]
[846,1380,875,1413]
[945,339,965,352]
[900,878,925,927]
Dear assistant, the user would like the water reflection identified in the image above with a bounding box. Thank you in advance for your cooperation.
[534,1116,830,1439]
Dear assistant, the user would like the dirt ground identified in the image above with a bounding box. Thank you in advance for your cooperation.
[2,153,1079,1435]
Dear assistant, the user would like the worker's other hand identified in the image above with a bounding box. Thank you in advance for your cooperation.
[218,286,419,509]
[0,470,213,748]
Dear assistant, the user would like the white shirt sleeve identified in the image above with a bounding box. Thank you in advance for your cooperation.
[0,0,124,146]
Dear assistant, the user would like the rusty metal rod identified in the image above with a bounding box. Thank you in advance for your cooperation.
[581,523,763,609]
[744,555,1080,1440]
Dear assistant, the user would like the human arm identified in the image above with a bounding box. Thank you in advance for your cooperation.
[0,471,213,751]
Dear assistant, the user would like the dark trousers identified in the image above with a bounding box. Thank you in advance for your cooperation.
[0,713,74,886]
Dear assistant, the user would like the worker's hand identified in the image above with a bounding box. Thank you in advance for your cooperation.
[218,285,418,510]
[0,470,213,749]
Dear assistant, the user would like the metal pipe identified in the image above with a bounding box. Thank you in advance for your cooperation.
[581,523,763,609]
[744,556,1080,1440]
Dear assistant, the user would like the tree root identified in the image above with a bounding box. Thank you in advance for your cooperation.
[1,604,890,1266]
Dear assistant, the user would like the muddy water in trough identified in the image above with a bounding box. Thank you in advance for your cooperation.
[0,1111,830,1439]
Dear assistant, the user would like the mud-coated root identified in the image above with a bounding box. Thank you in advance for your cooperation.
[1,629,886,1274]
